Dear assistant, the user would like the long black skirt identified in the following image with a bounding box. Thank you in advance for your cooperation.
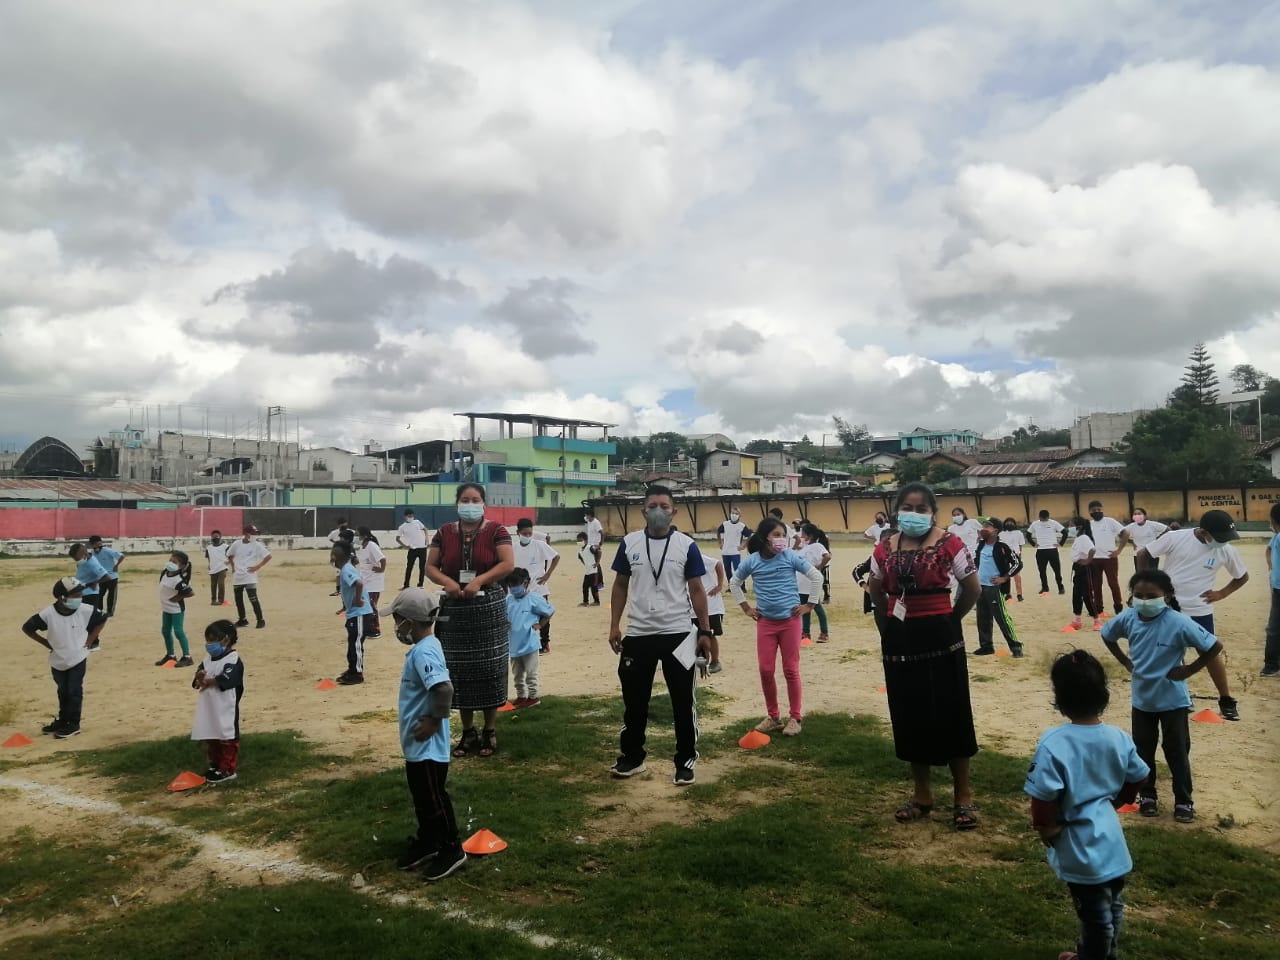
[880,614,978,765]
[437,589,509,711]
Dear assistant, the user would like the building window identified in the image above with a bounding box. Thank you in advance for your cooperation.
[557,456,565,468]
[573,459,581,471]
[551,490,559,507]
[721,458,729,467]
[590,458,598,470]
[537,487,545,499]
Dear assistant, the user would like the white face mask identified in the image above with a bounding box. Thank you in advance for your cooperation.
[729,513,740,522]
[952,516,964,525]
[518,535,533,546]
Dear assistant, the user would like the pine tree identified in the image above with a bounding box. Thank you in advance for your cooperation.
[1178,342,1219,407]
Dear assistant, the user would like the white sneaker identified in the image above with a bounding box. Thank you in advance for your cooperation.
[782,718,802,737]
[754,717,784,734]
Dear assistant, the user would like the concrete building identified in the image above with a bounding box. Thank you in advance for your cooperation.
[92,428,300,486]
[687,432,735,451]
[1069,411,1150,451]
[899,427,982,453]
[297,446,388,483]
[697,449,762,493]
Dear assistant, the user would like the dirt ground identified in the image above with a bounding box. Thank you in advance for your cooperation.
[3,541,1278,854]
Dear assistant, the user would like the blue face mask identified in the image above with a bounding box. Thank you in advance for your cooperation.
[1133,597,1167,619]
[510,586,528,598]
[458,503,485,522]
[164,562,179,573]
[898,512,933,537]
[205,643,227,658]
[61,598,83,611]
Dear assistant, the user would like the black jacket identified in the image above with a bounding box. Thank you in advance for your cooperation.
[973,539,1023,580]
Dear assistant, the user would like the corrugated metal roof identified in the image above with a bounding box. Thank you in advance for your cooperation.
[1037,467,1125,483]
[961,462,1055,477]
[0,478,181,500]
[971,449,1078,464]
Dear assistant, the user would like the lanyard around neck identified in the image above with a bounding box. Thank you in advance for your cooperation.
[644,532,673,586]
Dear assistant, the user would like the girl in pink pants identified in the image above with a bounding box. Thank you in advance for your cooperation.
[729,517,824,737]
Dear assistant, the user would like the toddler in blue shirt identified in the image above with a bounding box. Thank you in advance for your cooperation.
[1026,650,1149,960]
[1101,569,1223,823]
[505,568,554,708]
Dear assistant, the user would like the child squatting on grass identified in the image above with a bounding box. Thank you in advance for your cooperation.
[1026,650,1149,960]
[390,588,467,882]
[191,620,245,785]
[23,577,108,739]
[1100,569,1225,823]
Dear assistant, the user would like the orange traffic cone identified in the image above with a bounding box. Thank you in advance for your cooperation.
[1060,624,1079,632]
[800,637,814,647]
[1117,803,1140,813]
[2,733,33,748]
[167,770,207,792]
[497,702,516,713]
[877,685,888,693]
[161,659,177,669]
[995,649,1012,657]
[738,730,770,749]
[462,828,508,855]
[1192,709,1225,724]
[315,679,337,690]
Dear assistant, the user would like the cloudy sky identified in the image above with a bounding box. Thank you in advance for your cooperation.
[3,0,1280,453]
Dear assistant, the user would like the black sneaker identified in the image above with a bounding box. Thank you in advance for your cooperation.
[155,654,176,667]
[234,619,250,627]
[366,632,382,639]
[206,770,237,785]
[255,621,266,629]
[422,847,467,881]
[396,836,438,871]
[1057,586,1065,595]
[610,757,647,779]
[41,718,63,735]
[1261,666,1280,678]
[175,656,194,668]
[970,647,995,656]
[673,764,696,787]
[54,723,81,739]
[1218,697,1240,721]
[1011,647,1026,658]
[336,672,364,685]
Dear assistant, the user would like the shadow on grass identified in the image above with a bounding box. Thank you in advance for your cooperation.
[64,700,1280,960]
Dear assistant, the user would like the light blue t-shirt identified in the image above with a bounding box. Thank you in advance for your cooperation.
[1270,533,1280,590]
[1024,722,1150,885]
[734,550,814,620]
[398,636,452,764]
[506,591,554,658]
[75,555,109,597]
[339,563,373,617]
[1100,607,1218,712]
[976,544,1000,587]
[96,547,123,580]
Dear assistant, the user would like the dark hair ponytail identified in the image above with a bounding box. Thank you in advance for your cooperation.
[1128,569,1181,611]
[801,522,830,549]
[748,516,786,555]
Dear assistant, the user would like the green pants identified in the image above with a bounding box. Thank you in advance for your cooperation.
[162,611,190,657]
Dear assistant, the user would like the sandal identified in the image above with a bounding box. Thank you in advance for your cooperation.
[478,728,498,757]
[953,804,979,830]
[894,800,933,823]
[452,727,479,758]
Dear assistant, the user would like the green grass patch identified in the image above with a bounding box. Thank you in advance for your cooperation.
[0,698,18,726]
[1,880,595,960]
[344,710,400,724]
[0,827,184,924]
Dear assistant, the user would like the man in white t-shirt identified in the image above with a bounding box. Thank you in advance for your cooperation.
[22,577,109,738]
[1084,501,1126,616]
[717,509,752,578]
[1139,510,1247,721]
[608,486,712,786]
[396,509,430,589]
[1027,510,1067,595]
[515,517,561,652]
[205,529,232,606]
[863,512,890,543]
[584,508,605,589]
[1116,507,1169,571]
[327,518,351,544]
[226,525,271,629]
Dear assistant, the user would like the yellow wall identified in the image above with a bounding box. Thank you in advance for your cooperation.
[1191,489,1245,521]
[1130,491,1183,520]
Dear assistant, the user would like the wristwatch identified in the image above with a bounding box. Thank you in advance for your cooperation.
[697,629,714,639]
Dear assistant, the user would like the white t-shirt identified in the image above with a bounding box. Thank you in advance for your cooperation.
[159,572,189,614]
[998,530,1026,553]
[1028,519,1065,550]
[514,537,559,597]
[1070,534,1096,564]
[1145,529,1248,618]
[226,539,271,586]
[950,518,981,552]
[611,530,706,635]
[863,521,888,541]
[358,541,387,593]
[397,519,428,549]
[585,517,604,548]
[578,545,599,575]
[796,542,830,595]
[205,541,231,574]
[718,520,750,555]
[1123,520,1168,551]
[1088,516,1125,557]
[701,566,726,616]
[327,527,345,544]
[32,604,96,671]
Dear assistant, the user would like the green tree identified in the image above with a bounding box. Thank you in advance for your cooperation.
[1175,342,1220,408]
[743,438,785,454]
[1230,363,1268,393]
[892,457,929,485]
[927,462,965,485]
[1121,407,1263,486]
[832,416,872,458]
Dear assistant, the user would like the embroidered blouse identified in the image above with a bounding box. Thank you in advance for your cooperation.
[430,521,512,579]
[870,531,975,619]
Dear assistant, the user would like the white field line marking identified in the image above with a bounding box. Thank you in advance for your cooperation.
[0,775,622,960]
